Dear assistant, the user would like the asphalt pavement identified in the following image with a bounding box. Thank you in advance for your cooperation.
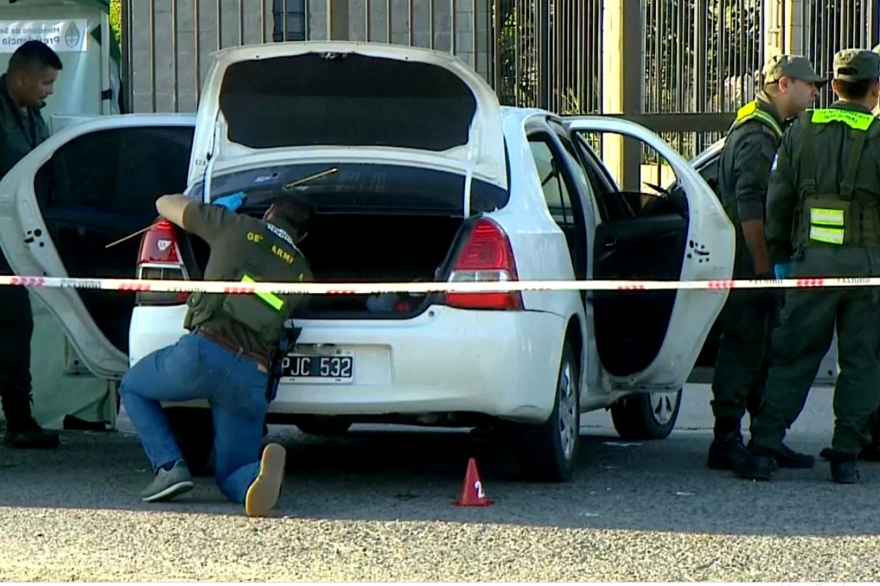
[1,382,879,581]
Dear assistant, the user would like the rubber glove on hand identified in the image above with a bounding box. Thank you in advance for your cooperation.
[212,191,246,212]
[774,262,793,280]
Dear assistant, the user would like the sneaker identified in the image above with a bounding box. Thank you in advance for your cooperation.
[141,460,194,502]
[4,417,60,449]
[245,443,286,518]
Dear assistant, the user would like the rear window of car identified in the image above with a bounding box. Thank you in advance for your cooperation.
[187,161,511,214]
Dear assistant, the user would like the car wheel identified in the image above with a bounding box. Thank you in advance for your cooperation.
[296,416,352,436]
[164,406,215,476]
[511,340,580,482]
[610,389,682,440]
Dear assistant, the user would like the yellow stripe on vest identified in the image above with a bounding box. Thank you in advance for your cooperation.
[811,108,875,131]
[735,101,784,137]
[241,275,284,310]
[810,207,845,226]
[809,226,845,245]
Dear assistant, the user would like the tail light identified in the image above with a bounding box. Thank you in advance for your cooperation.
[135,219,189,305]
[445,218,524,310]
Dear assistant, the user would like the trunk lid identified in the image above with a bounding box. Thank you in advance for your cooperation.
[187,41,508,211]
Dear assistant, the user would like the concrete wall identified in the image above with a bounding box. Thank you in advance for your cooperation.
[126,0,492,114]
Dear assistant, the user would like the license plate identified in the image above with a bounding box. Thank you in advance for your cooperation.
[281,352,354,384]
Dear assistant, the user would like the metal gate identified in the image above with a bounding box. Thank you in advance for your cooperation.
[122,0,880,158]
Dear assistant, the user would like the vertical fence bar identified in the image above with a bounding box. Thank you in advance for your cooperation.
[170,0,179,112]
[194,0,202,103]
[149,0,157,112]
[238,0,245,45]
[365,0,371,42]
[121,0,132,113]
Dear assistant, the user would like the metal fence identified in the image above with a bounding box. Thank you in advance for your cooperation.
[123,0,880,160]
[121,0,491,113]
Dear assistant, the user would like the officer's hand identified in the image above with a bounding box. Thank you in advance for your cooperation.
[212,191,246,212]
[774,262,793,280]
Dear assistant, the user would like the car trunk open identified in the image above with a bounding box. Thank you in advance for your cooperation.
[180,211,466,317]
[190,42,508,193]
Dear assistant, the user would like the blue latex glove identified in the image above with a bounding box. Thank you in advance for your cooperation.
[774,262,793,279]
[212,191,246,211]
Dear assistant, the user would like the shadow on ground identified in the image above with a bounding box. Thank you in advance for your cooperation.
[1,413,877,539]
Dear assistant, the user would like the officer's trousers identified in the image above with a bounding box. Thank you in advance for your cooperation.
[749,284,880,455]
[710,288,777,425]
[0,285,33,421]
[119,331,271,503]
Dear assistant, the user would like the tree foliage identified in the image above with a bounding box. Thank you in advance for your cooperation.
[109,0,121,47]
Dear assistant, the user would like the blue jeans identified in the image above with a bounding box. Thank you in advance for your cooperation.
[119,332,270,503]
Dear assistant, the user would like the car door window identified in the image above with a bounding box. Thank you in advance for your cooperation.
[570,133,638,221]
[32,125,194,353]
[528,136,580,272]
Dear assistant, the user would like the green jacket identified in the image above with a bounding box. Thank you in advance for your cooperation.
[0,74,49,274]
[0,73,50,180]
[766,101,880,265]
[717,92,786,275]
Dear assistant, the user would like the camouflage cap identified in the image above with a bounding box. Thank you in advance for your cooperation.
[762,54,826,84]
[833,48,880,81]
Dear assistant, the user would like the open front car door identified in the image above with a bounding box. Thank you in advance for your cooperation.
[564,115,735,391]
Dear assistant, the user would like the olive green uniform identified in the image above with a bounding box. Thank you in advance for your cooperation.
[0,73,51,436]
[181,202,313,362]
[709,55,825,470]
[737,49,880,482]
[711,92,785,427]
[119,199,313,507]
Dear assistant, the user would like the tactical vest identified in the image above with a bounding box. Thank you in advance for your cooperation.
[721,101,785,225]
[793,108,880,250]
[728,100,786,138]
[182,222,309,344]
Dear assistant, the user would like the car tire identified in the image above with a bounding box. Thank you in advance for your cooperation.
[295,416,352,436]
[610,389,682,440]
[511,340,580,482]
[164,406,215,476]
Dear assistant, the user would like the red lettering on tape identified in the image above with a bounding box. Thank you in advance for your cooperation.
[10,276,45,287]
[797,278,824,288]
[119,283,152,292]
[707,280,735,289]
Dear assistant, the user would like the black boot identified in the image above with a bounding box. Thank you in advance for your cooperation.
[3,394,59,449]
[707,418,749,470]
[732,443,776,481]
[820,444,880,462]
[776,444,815,469]
[827,450,859,484]
[5,416,60,449]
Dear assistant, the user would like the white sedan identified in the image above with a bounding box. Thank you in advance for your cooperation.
[0,42,735,482]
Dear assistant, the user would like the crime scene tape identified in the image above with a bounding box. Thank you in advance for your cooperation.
[0,274,875,295]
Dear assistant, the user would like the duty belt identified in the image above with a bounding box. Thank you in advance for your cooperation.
[197,327,270,371]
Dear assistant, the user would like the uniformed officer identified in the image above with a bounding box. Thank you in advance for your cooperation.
[708,54,823,471]
[734,48,880,484]
[0,41,63,449]
[119,190,314,516]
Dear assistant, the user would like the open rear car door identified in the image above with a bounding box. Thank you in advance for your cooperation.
[564,116,735,391]
[0,114,196,380]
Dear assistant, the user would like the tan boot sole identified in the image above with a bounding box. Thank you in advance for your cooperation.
[245,443,286,517]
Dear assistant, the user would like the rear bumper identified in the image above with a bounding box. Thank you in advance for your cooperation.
[128,305,568,424]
